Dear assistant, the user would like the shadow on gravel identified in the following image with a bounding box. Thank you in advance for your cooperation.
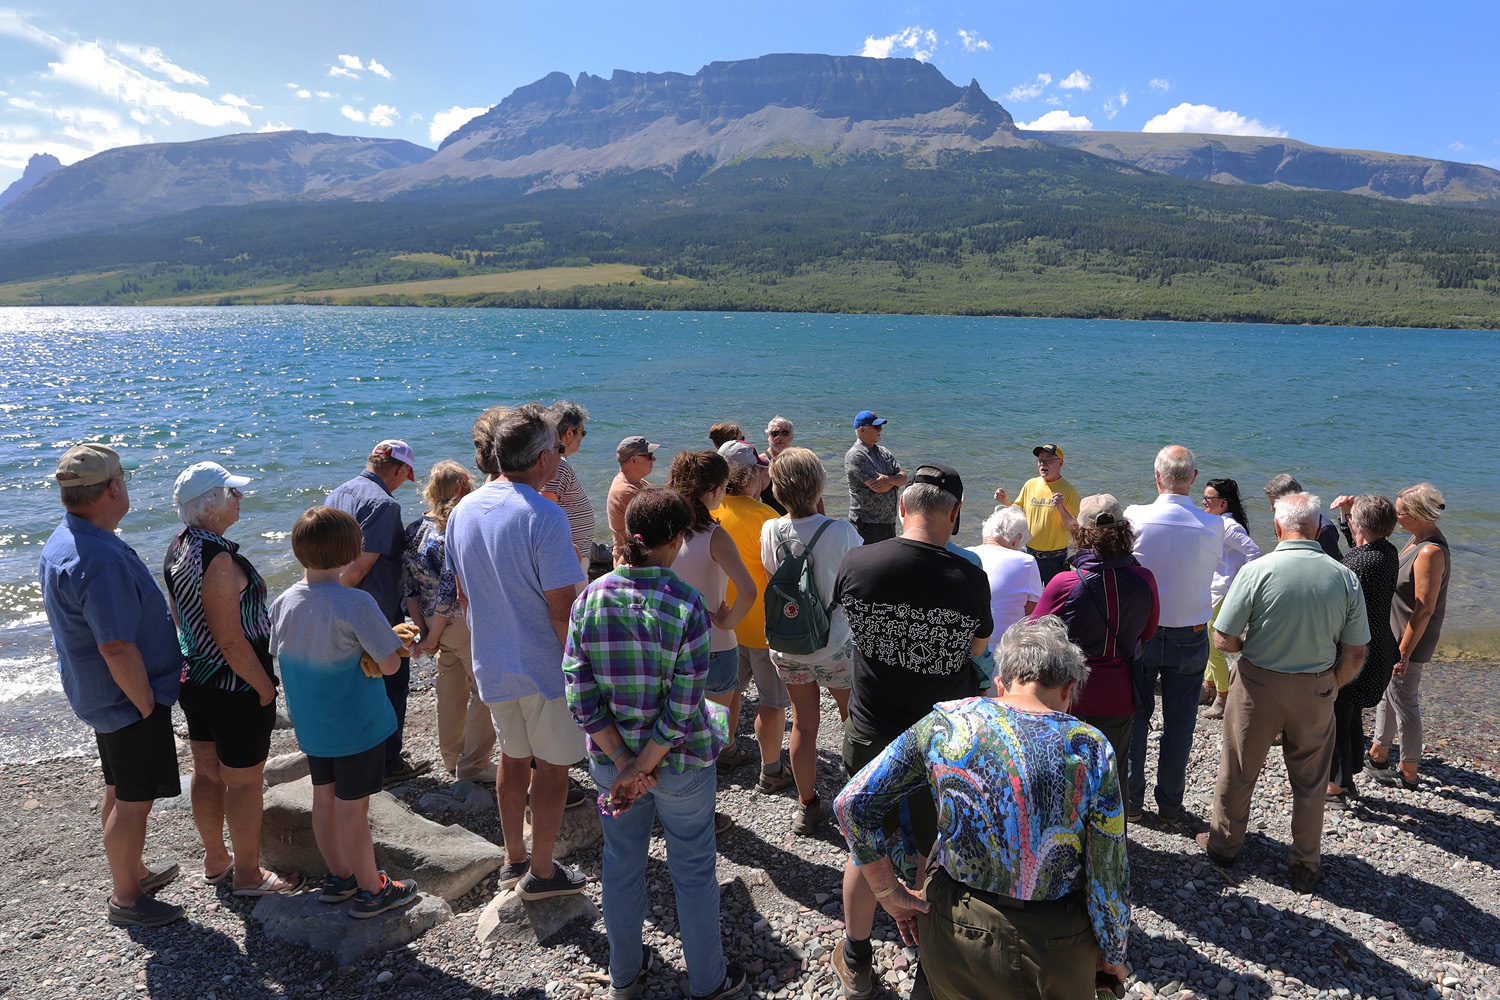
[1352,789,1499,871]
[1126,840,1449,999]
[132,921,280,999]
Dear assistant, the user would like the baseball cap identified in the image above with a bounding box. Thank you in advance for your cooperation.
[174,461,252,506]
[1032,443,1064,460]
[911,463,965,536]
[616,435,660,462]
[853,410,888,429]
[1078,493,1124,528]
[55,444,137,489]
[718,440,769,469]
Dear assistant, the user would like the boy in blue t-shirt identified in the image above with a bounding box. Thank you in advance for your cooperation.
[269,505,419,918]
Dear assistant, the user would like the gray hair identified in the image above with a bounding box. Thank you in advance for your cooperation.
[1264,474,1302,500]
[1273,492,1321,533]
[178,486,233,529]
[901,483,957,519]
[492,402,557,474]
[997,616,1090,694]
[1350,494,1397,538]
[768,447,825,516]
[60,481,112,510]
[1154,445,1196,488]
[766,415,792,432]
[549,400,589,436]
[982,505,1030,547]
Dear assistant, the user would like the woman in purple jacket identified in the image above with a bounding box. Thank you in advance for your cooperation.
[1032,494,1159,799]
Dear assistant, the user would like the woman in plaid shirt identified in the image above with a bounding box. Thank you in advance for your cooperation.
[563,487,746,1000]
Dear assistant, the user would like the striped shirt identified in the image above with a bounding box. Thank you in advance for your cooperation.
[163,526,274,692]
[562,566,721,773]
[545,457,596,558]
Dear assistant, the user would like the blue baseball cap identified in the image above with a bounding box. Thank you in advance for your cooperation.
[853,410,887,428]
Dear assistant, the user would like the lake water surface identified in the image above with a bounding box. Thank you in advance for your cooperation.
[2,307,1495,761]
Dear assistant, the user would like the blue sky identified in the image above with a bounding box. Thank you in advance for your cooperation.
[3,0,1498,191]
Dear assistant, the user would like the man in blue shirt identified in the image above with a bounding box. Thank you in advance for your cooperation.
[39,444,185,927]
[327,438,430,784]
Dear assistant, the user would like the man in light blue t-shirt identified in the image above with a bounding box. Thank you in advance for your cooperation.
[446,403,588,901]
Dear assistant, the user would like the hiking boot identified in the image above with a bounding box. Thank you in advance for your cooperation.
[107,894,185,928]
[351,874,419,918]
[318,871,360,903]
[496,857,530,891]
[832,939,875,999]
[692,963,747,999]
[1199,683,1216,706]
[1195,832,1236,867]
[609,945,657,1000]
[383,755,433,785]
[716,743,752,773]
[1204,693,1227,719]
[1289,862,1321,894]
[755,766,796,794]
[792,796,831,836]
[516,861,588,901]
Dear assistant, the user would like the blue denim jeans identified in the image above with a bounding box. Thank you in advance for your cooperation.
[589,759,725,996]
[703,647,740,698]
[1129,625,1210,815]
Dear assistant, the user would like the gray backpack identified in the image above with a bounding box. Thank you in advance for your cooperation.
[763,519,835,656]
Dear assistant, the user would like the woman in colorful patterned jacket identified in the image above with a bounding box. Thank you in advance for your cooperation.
[165,461,301,896]
[834,615,1130,1000]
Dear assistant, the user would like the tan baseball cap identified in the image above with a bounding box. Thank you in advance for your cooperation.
[55,444,138,488]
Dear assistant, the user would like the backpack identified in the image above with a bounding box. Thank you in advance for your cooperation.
[763,519,835,655]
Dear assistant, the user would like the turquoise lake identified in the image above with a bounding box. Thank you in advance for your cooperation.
[1,306,1495,761]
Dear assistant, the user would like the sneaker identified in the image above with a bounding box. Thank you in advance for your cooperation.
[1364,751,1390,771]
[319,871,360,903]
[1127,805,1144,824]
[566,778,588,810]
[107,894,185,928]
[496,857,530,892]
[1195,832,1236,868]
[383,755,433,786]
[755,766,796,794]
[351,874,420,918]
[716,742,752,774]
[516,861,588,901]
[1289,862,1321,894]
[692,962,747,1000]
[792,796,831,836]
[609,944,656,1000]
[831,939,875,999]
[1370,766,1420,791]
[139,860,180,893]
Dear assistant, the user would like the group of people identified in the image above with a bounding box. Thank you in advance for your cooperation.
[38,405,1452,1000]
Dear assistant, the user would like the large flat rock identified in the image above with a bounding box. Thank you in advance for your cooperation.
[261,777,505,901]
[255,889,452,964]
[476,887,598,946]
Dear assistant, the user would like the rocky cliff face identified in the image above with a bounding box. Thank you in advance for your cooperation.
[0,154,63,212]
[1027,131,1500,205]
[342,54,1021,198]
[0,132,432,242]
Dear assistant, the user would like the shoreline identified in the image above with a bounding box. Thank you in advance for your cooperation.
[2,658,1497,999]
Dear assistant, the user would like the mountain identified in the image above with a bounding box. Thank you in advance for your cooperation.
[1027,130,1500,205]
[0,154,63,211]
[331,53,1023,199]
[0,131,433,242]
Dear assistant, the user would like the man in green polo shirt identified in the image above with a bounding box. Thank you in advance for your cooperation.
[1199,492,1369,894]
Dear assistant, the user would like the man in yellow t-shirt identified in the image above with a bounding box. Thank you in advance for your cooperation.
[994,443,1080,584]
[716,440,794,793]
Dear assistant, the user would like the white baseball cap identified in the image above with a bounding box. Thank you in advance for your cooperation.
[174,461,252,506]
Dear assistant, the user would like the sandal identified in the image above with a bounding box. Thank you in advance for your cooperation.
[203,864,234,886]
[232,871,306,897]
[714,811,736,835]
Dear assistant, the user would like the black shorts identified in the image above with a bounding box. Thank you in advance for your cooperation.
[179,684,276,769]
[97,703,181,803]
[843,724,938,855]
[308,743,385,801]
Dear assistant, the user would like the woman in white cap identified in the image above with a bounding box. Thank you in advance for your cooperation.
[164,461,302,896]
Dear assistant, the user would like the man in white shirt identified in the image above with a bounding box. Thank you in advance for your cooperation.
[1124,445,1224,823]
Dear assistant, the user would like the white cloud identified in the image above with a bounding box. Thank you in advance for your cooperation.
[1447,141,1469,151]
[295,88,311,99]
[1058,70,1092,91]
[328,66,358,79]
[285,82,300,89]
[429,105,488,143]
[257,120,294,133]
[1149,78,1171,93]
[367,59,392,79]
[220,93,251,108]
[1103,88,1128,121]
[316,90,332,99]
[114,43,207,86]
[337,54,363,71]
[339,105,365,123]
[367,103,398,127]
[1005,73,1052,103]
[1142,103,1287,137]
[48,41,251,128]
[957,30,991,53]
[129,108,150,124]
[861,26,937,62]
[1017,109,1094,131]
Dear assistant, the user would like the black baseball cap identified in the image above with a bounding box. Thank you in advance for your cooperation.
[911,462,964,536]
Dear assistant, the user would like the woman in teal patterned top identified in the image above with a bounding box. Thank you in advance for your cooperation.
[834,615,1130,1000]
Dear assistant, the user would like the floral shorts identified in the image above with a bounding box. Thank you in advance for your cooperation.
[770,636,854,689]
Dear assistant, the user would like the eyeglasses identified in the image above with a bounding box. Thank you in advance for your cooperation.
[1037,457,1061,466]
[228,487,243,499]
[769,429,791,438]
[556,444,566,454]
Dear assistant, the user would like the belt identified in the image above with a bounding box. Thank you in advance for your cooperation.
[1240,658,1334,678]
[935,868,1083,910]
[1159,623,1208,632]
[1026,546,1069,558]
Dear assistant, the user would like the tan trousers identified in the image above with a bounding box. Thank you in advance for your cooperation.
[1208,659,1336,868]
[435,617,496,780]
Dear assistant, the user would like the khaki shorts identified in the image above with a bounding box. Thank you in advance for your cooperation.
[485,692,585,766]
[771,636,855,690]
[737,645,791,710]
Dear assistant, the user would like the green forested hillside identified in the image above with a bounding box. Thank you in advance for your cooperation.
[1,146,1496,327]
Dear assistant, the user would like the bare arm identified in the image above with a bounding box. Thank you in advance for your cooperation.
[1395,545,1447,671]
[340,550,380,588]
[545,585,575,646]
[1212,629,1243,653]
[1334,643,1366,688]
[201,553,277,705]
[1024,599,1037,618]
[97,641,156,718]
[709,527,757,631]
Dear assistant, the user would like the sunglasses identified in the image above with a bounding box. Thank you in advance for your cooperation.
[769,429,791,437]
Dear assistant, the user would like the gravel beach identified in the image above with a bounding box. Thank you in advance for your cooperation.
[2,659,1497,1000]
